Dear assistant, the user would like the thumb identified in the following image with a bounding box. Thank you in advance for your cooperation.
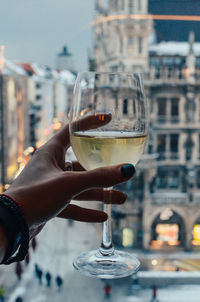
[62,164,135,197]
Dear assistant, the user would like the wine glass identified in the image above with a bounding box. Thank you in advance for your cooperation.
[69,72,148,279]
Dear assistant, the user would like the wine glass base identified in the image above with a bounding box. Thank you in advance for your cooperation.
[73,249,140,279]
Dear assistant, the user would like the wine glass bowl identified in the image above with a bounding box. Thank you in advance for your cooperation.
[70,72,148,278]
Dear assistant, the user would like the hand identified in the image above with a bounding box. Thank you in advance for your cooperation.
[5,114,135,238]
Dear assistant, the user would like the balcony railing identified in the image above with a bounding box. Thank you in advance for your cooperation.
[156,116,180,124]
[151,192,187,205]
[157,152,179,161]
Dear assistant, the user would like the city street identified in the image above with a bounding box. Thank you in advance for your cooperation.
[5,215,200,302]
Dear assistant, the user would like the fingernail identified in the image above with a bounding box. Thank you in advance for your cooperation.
[120,164,135,178]
[102,213,108,221]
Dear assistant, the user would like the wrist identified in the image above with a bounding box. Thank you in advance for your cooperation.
[0,194,29,264]
[0,223,8,263]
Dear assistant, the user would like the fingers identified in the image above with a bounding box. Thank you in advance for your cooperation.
[74,189,127,204]
[52,114,112,150]
[61,164,135,197]
[58,204,108,223]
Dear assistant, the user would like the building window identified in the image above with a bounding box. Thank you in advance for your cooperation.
[168,171,179,189]
[128,37,134,47]
[128,0,134,13]
[36,82,41,89]
[157,169,179,189]
[138,0,141,11]
[111,65,118,72]
[157,98,167,123]
[157,134,166,160]
[36,95,41,100]
[138,37,142,54]
[199,135,200,159]
[170,134,179,159]
[171,98,179,123]
[199,98,200,121]
[157,169,168,188]
[123,99,128,114]
[197,171,200,188]
[133,99,136,114]
[115,0,119,10]
[121,0,125,10]
[185,134,193,161]
[155,66,160,79]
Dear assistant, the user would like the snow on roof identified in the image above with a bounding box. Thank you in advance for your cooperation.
[31,63,47,77]
[3,60,76,85]
[59,70,76,85]
[4,59,26,76]
[149,42,200,56]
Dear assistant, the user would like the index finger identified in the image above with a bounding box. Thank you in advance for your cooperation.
[53,114,112,149]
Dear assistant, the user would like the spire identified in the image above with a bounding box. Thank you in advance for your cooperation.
[96,0,107,15]
[189,31,195,54]
[186,31,195,83]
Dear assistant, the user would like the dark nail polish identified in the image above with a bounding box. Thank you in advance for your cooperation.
[120,164,135,178]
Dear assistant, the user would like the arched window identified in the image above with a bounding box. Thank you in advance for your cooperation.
[151,210,184,249]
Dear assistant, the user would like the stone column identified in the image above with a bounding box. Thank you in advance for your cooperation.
[143,229,151,250]
[185,232,192,251]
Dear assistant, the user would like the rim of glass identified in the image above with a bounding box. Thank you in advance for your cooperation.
[77,71,143,76]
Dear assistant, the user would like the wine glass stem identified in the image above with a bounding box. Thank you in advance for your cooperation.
[99,188,115,256]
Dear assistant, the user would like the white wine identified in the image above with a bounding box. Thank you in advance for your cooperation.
[70,131,147,171]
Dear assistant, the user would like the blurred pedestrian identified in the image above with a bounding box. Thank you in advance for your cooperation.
[55,276,63,291]
[45,272,52,288]
[15,297,23,302]
[24,252,30,265]
[31,238,37,252]
[15,262,23,280]
[34,264,38,278]
[150,285,159,302]
[104,284,111,299]
[35,264,43,285]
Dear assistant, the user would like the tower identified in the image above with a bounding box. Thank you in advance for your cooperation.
[94,0,153,72]
[56,46,74,72]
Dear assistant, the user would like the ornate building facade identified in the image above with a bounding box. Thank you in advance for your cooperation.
[93,0,200,251]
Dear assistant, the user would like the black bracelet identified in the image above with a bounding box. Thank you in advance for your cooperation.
[0,194,29,264]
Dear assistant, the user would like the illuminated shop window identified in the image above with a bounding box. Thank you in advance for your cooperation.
[122,227,134,247]
[156,224,179,242]
[151,224,180,248]
[192,224,200,246]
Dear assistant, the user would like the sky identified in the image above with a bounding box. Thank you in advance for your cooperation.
[0,0,95,71]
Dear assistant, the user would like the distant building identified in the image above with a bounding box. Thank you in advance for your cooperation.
[0,60,30,191]
[56,46,74,72]
[19,63,75,148]
[0,57,75,191]
[94,0,153,73]
[93,0,200,251]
